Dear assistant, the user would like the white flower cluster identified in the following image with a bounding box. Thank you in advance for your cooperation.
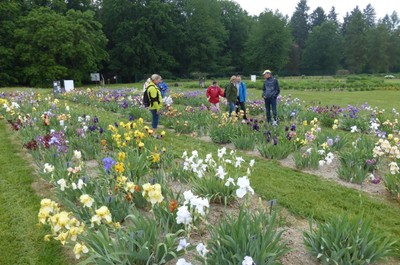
[373,139,400,159]
[182,148,255,199]
[176,190,210,225]
[318,150,334,166]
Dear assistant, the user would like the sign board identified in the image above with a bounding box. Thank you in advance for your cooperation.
[251,75,257,82]
[90,73,100,81]
[53,81,64,95]
[64,80,74,92]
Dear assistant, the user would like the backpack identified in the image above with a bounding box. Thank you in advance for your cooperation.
[143,85,160,107]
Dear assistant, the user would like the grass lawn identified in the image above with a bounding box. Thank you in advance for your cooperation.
[0,122,68,265]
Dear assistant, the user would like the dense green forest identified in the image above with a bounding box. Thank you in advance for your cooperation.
[0,0,399,86]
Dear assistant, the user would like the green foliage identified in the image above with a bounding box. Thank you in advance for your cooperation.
[382,172,400,200]
[303,215,398,265]
[245,10,292,72]
[293,147,321,169]
[14,7,108,86]
[303,22,342,75]
[80,214,184,265]
[201,207,289,264]
[337,136,376,184]
[209,122,236,144]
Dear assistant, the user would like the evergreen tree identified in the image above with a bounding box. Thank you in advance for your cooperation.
[365,22,390,73]
[310,7,326,29]
[290,0,310,49]
[343,7,368,73]
[327,6,339,26]
[363,3,376,28]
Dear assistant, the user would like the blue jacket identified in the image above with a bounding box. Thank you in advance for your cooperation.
[238,81,246,103]
[158,81,168,98]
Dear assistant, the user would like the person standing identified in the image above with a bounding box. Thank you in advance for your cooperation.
[262,70,280,124]
[206,81,224,111]
[158,78,169,98]
[224,75,238,117]
[235,75,247,120]
[146,74,163,136]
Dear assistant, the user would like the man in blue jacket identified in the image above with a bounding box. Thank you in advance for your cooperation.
[235,75,247,120]
[262,69,280,124]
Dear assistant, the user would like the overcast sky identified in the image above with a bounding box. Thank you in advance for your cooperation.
[233,0,400,20]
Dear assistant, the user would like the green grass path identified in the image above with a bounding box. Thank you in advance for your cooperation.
[0,122,67,265]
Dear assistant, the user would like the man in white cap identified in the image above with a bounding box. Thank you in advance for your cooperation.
[262,69,280,124]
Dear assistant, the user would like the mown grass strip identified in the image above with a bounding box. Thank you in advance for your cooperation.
[0,122,67,265]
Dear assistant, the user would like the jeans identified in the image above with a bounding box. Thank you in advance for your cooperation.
[236,97,247,119]
[150,109,160,129]
[228,102,236,116]
[264,97,277,123]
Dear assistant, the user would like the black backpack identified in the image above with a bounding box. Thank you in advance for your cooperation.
[143,85,160,107]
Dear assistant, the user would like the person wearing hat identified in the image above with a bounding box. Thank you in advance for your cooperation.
[262,69,280,124]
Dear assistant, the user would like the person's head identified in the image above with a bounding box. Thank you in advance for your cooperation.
[212,81,217,86]
[151,74,162,85]
[236,75,242,82]
[230,75,237,83]
[263,70,272,78]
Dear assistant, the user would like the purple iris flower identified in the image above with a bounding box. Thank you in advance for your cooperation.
[129,115,134,121]
[93,116,99,123]
[103,157,116,172]
[273,136,278,145]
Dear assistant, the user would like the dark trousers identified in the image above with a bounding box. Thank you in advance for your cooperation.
[264,97,277,123]
[150,109,160,129]
[236,97,247,119]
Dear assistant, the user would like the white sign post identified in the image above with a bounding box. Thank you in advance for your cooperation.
[251,75,257,82]
[64,80,74,92]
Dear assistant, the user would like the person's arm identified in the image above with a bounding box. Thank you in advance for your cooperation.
[275,79,280,97]
[242,82,246,101]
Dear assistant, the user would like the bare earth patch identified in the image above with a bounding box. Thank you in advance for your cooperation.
[279,154,391,199]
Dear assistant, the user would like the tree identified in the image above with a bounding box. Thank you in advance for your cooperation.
[15,7,108,86]
[365,22,390,73]
[99,0,185,81]
[290,0,310,49]
[245,11,292,73]
[363,3,376,28]
[343,7,368,73]
[303,22,342,75]
[0,1,20,85]
[178,0,228,75]
[218,0,252,73]
[310,7,326,29]
[327,6,339,26]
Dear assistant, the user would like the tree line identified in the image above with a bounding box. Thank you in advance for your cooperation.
[0,0,399,87]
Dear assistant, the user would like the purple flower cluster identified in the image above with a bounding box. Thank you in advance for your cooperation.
[37,130,68,153]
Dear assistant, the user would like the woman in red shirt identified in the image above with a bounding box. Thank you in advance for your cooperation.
[206,81,224,112]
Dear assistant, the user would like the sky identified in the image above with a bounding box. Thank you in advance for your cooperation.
[233,0,400,20]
